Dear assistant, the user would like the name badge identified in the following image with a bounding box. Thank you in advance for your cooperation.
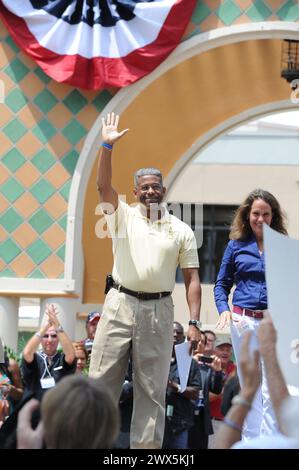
[40,377,55,389]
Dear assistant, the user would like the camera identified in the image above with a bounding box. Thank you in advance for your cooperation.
[84,338,93,353]
[199,355,213,364]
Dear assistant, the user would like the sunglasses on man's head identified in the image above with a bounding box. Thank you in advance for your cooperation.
[43,334,58,339]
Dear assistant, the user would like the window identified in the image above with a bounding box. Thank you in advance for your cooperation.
[199,205,237,284]
[168,203,237,284]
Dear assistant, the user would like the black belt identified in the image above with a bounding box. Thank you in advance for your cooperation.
[112,282,171,301]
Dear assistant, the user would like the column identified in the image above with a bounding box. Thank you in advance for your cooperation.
[0,296,19,351]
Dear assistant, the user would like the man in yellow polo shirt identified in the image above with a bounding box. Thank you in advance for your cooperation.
[89,112,202,449]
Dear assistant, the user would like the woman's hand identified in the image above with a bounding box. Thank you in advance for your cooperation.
[216,310,231,329]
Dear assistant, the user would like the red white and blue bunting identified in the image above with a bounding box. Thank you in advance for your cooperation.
[0,0,196,90]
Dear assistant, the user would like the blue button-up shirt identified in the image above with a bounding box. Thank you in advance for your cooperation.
[214,236,267,314]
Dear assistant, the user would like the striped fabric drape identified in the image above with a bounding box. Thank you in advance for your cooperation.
[0,0,196,90]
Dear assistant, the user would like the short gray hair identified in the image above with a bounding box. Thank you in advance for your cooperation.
[134,168,163,187]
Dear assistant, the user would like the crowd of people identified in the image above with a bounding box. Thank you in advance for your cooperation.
[1,113,298,450]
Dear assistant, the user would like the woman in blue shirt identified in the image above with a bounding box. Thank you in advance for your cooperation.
[214,189,287,440]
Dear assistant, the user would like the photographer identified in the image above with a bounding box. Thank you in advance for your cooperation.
[188,331,223,449]
[83,311,102,356]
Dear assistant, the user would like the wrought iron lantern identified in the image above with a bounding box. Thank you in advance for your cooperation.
[281,40,299,90]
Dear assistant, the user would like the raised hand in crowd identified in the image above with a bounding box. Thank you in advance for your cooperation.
[45,303,58,324]
[214,331,260,449]
[257,312,289,432]
[17,399,44,449]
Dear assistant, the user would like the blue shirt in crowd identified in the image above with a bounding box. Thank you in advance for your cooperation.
[214,236,267,313]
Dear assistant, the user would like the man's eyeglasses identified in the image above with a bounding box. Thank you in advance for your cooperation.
[43,334,58,339]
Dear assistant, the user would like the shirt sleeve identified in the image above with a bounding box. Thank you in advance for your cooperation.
[61,354,77,374]
[214,241,235,314]
[101,199,127,238]
[188,360,202,388]
[178,226,199,268]
[21,354,38,386]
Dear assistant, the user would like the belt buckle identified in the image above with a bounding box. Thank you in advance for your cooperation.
[159,292,162,299]
[136,291,142,299]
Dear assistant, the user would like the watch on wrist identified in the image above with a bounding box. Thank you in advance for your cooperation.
[56,325,64,333]
[188,320,202,330]
[231,395,252,409]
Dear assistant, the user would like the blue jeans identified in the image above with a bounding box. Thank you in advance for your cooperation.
[168,429,188,449]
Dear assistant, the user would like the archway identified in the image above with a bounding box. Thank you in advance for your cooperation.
[65,23,299,304]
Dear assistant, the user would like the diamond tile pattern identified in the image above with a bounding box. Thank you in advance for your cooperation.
[56,245,65,262]
[3,118,27,143]
[4,58,29,83]
[34,66,51,84]
[60,180,71,202]
[34,89,58,114]
[182,0,298,39]
[5,88,28,113]
[0,207,23,233]
[27,239,52,265]
[29,208,53,235]
[5,36,20,54]
[0,1,298,279]
[1,178,24,202]
[30,179,55,204]
[61,150,79,175]
[2,148,25,172]
[32,119,56,143]
[216,0,242,25]
[63,90,88,114]
[0,239,21,264]
[191,2,212,23]
[277,0,299,21]
[92,90,113,112]
[62,119,86,145]
[29,268,45,279]
[246,2,272,21]
[31,149,56,174]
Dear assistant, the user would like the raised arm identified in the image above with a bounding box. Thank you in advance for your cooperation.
[214,331,260,449]
[257,314,289,432]
[46,304,76,366]
[97,112,129,212]
[23,320,52,363]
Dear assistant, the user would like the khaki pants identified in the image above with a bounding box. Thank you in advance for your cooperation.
[89,288,174,449]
